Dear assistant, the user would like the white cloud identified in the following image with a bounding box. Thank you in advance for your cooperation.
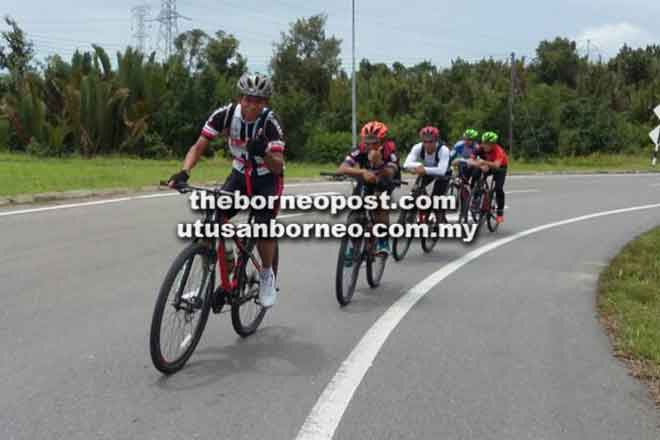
[575,22,657,59]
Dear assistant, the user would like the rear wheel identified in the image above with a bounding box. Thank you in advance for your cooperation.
[150,243,214,375]
[230,239,277,337]
[458,186,471,224]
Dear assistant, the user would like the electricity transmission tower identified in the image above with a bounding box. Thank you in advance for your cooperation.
[131,3,151,53]
[153,0,189,60]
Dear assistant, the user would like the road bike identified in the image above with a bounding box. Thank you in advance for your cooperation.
[150,182,278,374]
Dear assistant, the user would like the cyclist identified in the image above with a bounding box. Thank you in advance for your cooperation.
[450,128,480,183]
[167,72,285,308]
[337,121,399,256]
[472,131,508,224]
[403,126,451,220]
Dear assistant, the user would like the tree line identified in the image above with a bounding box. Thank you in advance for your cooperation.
[1,14,659,161]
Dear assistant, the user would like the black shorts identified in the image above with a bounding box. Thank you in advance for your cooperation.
[220,169,283,224]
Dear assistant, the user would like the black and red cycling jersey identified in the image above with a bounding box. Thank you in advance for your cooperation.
[201,103,285,177]
[475,144,509,167]
[342,140,399,173]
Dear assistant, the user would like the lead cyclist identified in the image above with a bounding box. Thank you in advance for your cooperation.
[167,72,285,308]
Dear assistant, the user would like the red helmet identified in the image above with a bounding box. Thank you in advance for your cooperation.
[361,121,388,144]
[419,126,440,142]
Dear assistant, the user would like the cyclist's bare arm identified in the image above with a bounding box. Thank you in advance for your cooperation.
[338,162,368,179]
[182,136,210,172]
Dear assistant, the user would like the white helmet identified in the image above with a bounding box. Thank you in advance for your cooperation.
[237,72,273,98]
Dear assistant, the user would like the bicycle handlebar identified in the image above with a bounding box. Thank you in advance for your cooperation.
[319,172,408,186]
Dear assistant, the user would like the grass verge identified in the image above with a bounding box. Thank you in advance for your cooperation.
[0,153,336,198]
[0,152,657,198]
[598,226,660,404]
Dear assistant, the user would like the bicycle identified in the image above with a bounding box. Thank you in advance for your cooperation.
[449,158,474,224]
[320,172,405,306]
[469,171,499,237]
[149,181,279,374]
[392,174,449,261]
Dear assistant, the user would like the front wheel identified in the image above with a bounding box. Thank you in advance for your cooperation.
[487,190,500,233]
[335,236,364,306]
[150,243,214,375]
[392,209,416,261]
[421,211,440,253]
[231,239,277,337]
[366,238,387,288]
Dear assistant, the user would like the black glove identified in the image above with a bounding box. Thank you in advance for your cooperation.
[168,170,189,187]
[247,134,268,158]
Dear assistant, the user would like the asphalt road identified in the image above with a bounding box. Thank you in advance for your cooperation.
[2,174,660,440]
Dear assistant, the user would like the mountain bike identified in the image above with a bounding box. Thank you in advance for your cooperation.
[149,182,279,374]
[320,172,405,306]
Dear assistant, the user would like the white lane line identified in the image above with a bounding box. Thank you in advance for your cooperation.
[0,192,177,218]
[295,201,660,440]
[0,183,349,218]
[507,189,540,194]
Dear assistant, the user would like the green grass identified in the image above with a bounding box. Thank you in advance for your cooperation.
[511,153,656,173]
[0,151,657,198]
[0,153,337,197]
[598,226,660,403]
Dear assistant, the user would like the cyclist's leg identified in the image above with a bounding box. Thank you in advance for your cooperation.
[494,167,507,216]
[252,172,282,306]
[218,169,246,222]
[431,176,449,220]
[252,172,282,269]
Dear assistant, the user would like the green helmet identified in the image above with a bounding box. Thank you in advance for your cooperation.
[482,131,499,143]
[463,128,479,140]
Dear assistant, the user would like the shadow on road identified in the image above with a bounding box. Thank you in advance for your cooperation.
[152,326,327,390]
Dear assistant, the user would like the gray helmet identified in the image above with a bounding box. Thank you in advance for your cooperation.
[237,72,273,98]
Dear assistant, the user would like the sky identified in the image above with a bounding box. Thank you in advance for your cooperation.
[3,0,660,72]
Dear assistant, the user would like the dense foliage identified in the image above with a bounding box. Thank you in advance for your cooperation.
[1,15,659,160]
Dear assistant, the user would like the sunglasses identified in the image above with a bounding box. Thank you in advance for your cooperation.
[242,95,267,104]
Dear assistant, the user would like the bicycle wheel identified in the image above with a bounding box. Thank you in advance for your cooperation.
[231,238,278,337]
[487,190,500,233]
[470,188,485,223]
[458,185,471,224]
[421,211,440,253]
[392,208,416,261]
[366,238,387,288]
[335,235,364,306]
[150,242,214,375]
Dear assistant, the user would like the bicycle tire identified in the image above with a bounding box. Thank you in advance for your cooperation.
[421,211,440,253]
[392,209,415,261]
[366,239,387,288]
[150,242,214,375]
[231,238,277,337]
[487,189,500,233]
[335,235,363,306]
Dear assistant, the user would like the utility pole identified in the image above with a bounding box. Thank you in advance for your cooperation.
[351,0,357,149]
[153,0,189,60]
[509,52,516,157]
[131,3,150,53]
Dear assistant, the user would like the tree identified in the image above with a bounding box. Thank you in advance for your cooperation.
[0,15,34,82]
[270,14,342,102]
[533,37,580,87]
